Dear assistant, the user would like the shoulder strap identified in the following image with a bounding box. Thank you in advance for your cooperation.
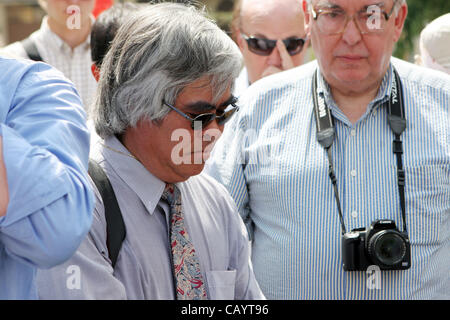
[88,159,126,268]
[21,37,43,62]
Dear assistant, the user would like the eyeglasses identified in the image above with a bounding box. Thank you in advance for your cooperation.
[163,96,240,130]
[311,2,397,35]
[241,33,307,56]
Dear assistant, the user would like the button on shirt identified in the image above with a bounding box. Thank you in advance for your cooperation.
[205,58,450,299]
[0,57,94,299]
[1,16,97,113]
[36,136,265,300]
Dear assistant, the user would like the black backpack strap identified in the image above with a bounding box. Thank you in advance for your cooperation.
[88,159,126,268]
[21,37,43,62]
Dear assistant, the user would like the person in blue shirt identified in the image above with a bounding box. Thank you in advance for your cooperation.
[206,0,450,299]
[0,56,94,299]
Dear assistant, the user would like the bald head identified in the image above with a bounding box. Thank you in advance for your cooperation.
[232,0,304,42]
[232,0,307,84]
[240,0,303,21]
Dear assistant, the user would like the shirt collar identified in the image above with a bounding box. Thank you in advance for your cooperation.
[316,63,394,113]
[100,136,166,216]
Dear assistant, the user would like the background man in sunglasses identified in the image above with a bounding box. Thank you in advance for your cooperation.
[231,0,309,97]
[206,0,449,299]
[36,2,264,300]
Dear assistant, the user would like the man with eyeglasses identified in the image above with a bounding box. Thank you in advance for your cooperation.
[206,0,450,299]
[35,2,264,300]
[231,0,309,97]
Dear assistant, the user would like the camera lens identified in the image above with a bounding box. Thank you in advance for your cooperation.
[368,230,407,267]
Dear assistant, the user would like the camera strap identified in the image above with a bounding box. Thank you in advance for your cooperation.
[312,68,407,234]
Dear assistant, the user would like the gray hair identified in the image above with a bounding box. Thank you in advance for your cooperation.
[93,2,242,138]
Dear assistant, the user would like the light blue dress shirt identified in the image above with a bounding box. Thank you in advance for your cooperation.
[36,136,265,300]
[0,56,94,299]
[205,58,450,299]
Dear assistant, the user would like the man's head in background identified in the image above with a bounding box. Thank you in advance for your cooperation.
[303,0,407,98]
[231,0,308,84]
[90,2,142,80]
[415,13,450,74]
[38,0,95,34]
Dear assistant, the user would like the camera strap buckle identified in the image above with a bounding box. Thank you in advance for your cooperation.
[393,139,403,154]
[397,169,405,186]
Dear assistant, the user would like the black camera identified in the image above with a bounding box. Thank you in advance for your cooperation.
[342,220,411,271]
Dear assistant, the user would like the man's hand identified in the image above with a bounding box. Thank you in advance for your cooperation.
[277,39,295,70]
[0,136,9,217]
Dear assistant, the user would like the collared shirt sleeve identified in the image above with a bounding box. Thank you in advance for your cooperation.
[0,60,94,268]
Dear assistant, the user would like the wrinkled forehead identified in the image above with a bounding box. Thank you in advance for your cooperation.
[241,0,303,23]
[240,0,305,37]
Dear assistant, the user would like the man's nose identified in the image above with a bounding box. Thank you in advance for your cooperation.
[202,117,224,135]
[267,43,283,67]
[341,17,363,46]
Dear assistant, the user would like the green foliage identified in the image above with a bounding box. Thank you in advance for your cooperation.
[394,0,450,60]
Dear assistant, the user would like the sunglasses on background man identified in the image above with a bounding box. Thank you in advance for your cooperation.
[241,33,307,56]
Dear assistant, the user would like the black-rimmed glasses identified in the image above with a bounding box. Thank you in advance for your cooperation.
[241,33,307,56]
[163,96,240,130]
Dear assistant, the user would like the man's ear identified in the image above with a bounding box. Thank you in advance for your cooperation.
[302,0,312,37]
[236,29,246,52]
[91,63,100,82]
[393,3,408,42]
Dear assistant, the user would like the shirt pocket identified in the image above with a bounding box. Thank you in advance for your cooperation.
[405,164,449,245]
[206,270,237,300]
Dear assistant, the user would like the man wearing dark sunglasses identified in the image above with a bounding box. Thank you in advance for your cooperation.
[36,3,264,300]
[231,0,309,97]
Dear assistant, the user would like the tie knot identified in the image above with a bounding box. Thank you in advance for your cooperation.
[164,183,175,194]
[162,183,180,205]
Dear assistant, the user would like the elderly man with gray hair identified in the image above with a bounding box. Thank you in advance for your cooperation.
[36,2,264,300]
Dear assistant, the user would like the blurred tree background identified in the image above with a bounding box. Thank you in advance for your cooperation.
[135,0,450,61]
[395,0,450,60]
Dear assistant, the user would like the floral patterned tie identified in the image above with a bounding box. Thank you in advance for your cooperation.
[162,183,207,300]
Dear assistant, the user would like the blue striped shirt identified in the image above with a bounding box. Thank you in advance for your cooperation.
[205,58,450,299]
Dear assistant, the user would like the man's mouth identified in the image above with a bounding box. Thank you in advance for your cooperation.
[336,55,367,61]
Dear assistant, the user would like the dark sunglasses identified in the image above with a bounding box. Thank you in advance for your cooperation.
[163,96,240,130]
[241,33,307,56]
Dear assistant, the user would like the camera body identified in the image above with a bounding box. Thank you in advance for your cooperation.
[342,219,411,271]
